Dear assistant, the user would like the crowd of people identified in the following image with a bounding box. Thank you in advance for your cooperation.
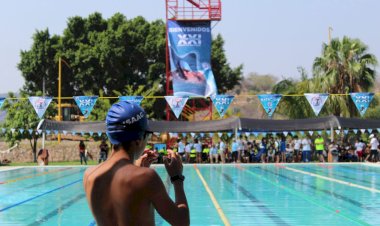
[151,133,380,164]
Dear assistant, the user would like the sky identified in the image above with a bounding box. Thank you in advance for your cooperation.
[0,0,379,93]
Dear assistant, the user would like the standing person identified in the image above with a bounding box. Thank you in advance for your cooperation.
[194,139,202,163]
[279,136,286,163]
[329,140,339,162]
[98,140,109,163]
[292,136,302,162]
[366,134,379,162]
[219,140,226,163]
[185,141,192,163]
[301,136,312,162]
[209,144,219,164]
[231,139,239,163]
[37,149,49,166]
[314,135,325,162]
[354,139,365,162]
[259,137,268,163]
[83,101,189,226]
[178,139,185,161]
[79,141,87,165]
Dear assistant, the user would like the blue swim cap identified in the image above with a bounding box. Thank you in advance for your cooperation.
[106,101,150,144]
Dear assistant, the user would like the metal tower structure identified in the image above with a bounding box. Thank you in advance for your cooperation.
[165,0,222,121]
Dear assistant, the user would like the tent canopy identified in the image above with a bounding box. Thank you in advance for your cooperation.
[38,116,380,133]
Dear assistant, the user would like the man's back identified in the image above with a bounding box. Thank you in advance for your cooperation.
[84,158,156,226]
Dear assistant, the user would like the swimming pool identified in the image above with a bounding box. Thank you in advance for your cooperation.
[0,163,379,225]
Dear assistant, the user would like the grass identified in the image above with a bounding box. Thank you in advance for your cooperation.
[2,160,99,166]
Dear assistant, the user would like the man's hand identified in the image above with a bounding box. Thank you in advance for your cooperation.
[135,150,158,168]
[163,149,183,177]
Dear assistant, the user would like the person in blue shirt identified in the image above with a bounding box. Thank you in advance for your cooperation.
[231,139,239,163]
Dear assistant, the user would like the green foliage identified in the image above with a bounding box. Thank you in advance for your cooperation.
[18,13,241,120]
[241,73,278,94]
[273,37,378,119]
[2,92,57,162]
[211,34,243,93]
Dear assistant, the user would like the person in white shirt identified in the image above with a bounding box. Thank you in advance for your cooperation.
[365,134,379,162]
[209,144,219,164]
[185,141,192,163]
[292,136,302,162]
[194,139,203,163]
[178,139,186,161]
[219,140,226,163]
[301,136,312,162]
[354,139,365,162]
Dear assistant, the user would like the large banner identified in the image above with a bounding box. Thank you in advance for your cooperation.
[0,98,5,109]
[304,93,329,116]
[167,20,217,97]
[350,92,374,116]
[257,94,282,117]
[28,97,53,119]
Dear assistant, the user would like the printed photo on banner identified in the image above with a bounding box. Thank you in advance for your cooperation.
[350,92,374,116]
[73,96,98,118]
[257,94,282,117]
[28,96,53,119]
[165,96,188,119]
[304,93,329,116]
[168,20,217,97]
[210,95,234,118]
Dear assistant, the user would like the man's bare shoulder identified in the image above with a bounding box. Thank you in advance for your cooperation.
[114,166,161,192]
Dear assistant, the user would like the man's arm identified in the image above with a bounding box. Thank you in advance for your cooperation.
[147,170,189,226]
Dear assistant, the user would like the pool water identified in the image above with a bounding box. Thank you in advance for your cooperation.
[0,163,379,225]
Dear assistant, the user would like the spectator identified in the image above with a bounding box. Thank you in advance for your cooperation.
[314,135,325,162]
[98,140,109,163]
[301,135,312,162]
[37,148,49,166]
[79,141,87,165]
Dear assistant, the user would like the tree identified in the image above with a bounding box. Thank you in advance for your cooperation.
[18,13,242,119]
[313,36,378,116]
[211,34,243,93]
[2,92,57,162]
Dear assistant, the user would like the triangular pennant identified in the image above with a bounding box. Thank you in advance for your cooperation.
[290,132,296,136]
[1,128,6,133]
[119,96,144,106]
[335,130,341,135]
[37,129,42,135]
[237,132,241,137]
[317,131,323,135]
[11,128,15,134]
[350,93,374,116]
[190,132,196,138]
[182,133,187,137]
[28,129,33,135]
[227,132,233,137]
[97,131,103,137]
[165,96,188,119]
[377,128,380,133]
[253,132,259,137]
[54,130,59,135]
[245,132,250,137]
[71,131,76,136]
[308,131,314,136]
[326,130,331,136]
[89,131,94,136]
[73,96,98,118]
[28,96,53,119]
[343,129,349,135]
[46,130,51,135]
[368,129,373,134]
[209,133,214,137]
[299,131,305,136]
[360,129,366,134]
[62,130,67,135]
[304,93,329,116]
[81,131,85,136]
[0,98,5,109]
[210,95,234,118]
[283,131,289,136]
[262,132,267,137]
[257,94,282,117]
[19,129,24,134]
[218,132,223,137]
[200,133,205,138]
[353,129,358,134]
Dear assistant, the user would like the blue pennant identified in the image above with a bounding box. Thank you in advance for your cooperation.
[350,93,374,116]
[210,95,234,118]
[257,94,282,117]
[74,96,98,118]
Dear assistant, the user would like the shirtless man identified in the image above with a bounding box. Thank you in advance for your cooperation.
[83,101,189,226]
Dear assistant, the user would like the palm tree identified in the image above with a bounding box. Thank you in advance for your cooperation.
[313,36,378,116]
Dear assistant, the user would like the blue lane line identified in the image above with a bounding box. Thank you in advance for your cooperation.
[0,179,82,212]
